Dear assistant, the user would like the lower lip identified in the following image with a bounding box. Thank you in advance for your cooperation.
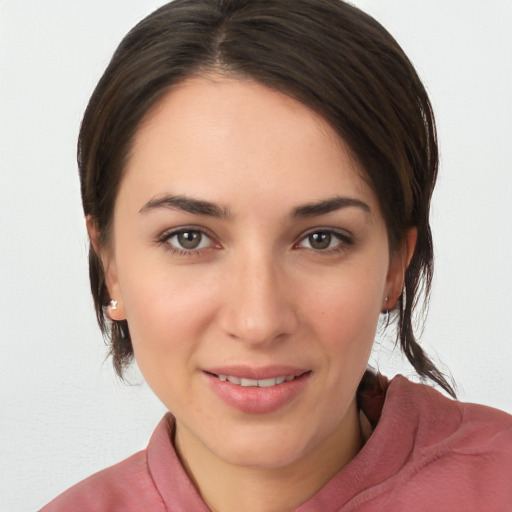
[205,372,311,414]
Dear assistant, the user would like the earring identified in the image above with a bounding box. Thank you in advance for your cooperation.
[381,296,390,316]
[109,300,118,310]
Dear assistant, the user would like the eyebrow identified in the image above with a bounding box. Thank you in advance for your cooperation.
[139,194,231,218]
[139,193,370,219]
[292,196,371,217]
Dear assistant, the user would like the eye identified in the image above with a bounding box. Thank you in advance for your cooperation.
[296,230,351,251]
[160,228,215,254]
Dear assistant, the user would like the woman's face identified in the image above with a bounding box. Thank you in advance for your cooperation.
[102,76,404,470]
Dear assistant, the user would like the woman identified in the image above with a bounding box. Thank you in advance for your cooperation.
[41,0,512,510]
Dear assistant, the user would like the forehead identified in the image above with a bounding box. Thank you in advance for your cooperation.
[121,75,377,214]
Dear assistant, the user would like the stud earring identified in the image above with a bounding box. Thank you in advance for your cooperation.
[381,296,390,316]
[109,300,118,310]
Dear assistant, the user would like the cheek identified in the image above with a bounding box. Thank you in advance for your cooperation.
[303,262,387,356]
[116,260,221,382]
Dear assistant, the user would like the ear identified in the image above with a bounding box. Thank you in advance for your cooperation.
[86,215,126,321]
[383,228,417,311]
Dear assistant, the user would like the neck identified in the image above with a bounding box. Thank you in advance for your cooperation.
[174,399,363,512]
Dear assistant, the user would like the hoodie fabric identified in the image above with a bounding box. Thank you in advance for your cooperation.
[40,375,512,511]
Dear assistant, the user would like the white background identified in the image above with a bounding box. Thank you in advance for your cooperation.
[1,1,511,510]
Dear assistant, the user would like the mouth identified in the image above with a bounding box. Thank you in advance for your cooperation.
[212,373,303,388]
[204,368,312,413]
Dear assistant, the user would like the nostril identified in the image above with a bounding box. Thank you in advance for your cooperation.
[218,267,298,344]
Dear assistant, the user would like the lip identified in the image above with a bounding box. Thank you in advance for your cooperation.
[203,365,311,414]
[204,365,309,381]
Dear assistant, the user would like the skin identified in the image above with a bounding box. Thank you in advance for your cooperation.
[90,75,415,512]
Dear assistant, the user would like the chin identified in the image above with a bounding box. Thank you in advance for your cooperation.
[205,422,318,470]
[218,442,307,470]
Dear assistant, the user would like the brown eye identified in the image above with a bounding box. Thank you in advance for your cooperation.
[162,229,214,253]
[297,230,351,252]
[308,232,332,250]
[177,230,203,250]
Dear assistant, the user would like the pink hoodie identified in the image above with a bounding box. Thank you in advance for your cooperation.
[41,375,512,511]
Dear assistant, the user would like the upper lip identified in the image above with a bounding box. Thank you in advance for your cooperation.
[203,365,310,380]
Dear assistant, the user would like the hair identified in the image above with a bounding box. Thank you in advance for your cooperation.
[79,0,455,397]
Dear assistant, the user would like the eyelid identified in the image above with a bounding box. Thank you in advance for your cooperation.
[294,227,354,250]
[157,225,221,254]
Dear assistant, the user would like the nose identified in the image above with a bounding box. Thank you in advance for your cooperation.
[218,251,298,347]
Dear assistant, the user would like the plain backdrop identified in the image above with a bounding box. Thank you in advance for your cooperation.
[1,1,511,510]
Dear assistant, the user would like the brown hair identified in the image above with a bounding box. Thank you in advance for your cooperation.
[79,0,455,396]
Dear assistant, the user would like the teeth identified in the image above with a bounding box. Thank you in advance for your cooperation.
[240,378,258,387]
[258,378,278,387]
[217,374,296,387]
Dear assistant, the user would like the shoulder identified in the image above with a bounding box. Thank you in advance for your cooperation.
[40,414,211,512]
[388,375,512,448]
[39,417,175,512]
[381,376,512,510]
[39,449,166,512]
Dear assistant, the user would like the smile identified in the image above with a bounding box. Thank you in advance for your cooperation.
[206,369,311,413]
[216,374,296,387]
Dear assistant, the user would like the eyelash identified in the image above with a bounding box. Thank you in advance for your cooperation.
[157,227,218,256]
[157,227,353,256]
[294,228,354,254]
